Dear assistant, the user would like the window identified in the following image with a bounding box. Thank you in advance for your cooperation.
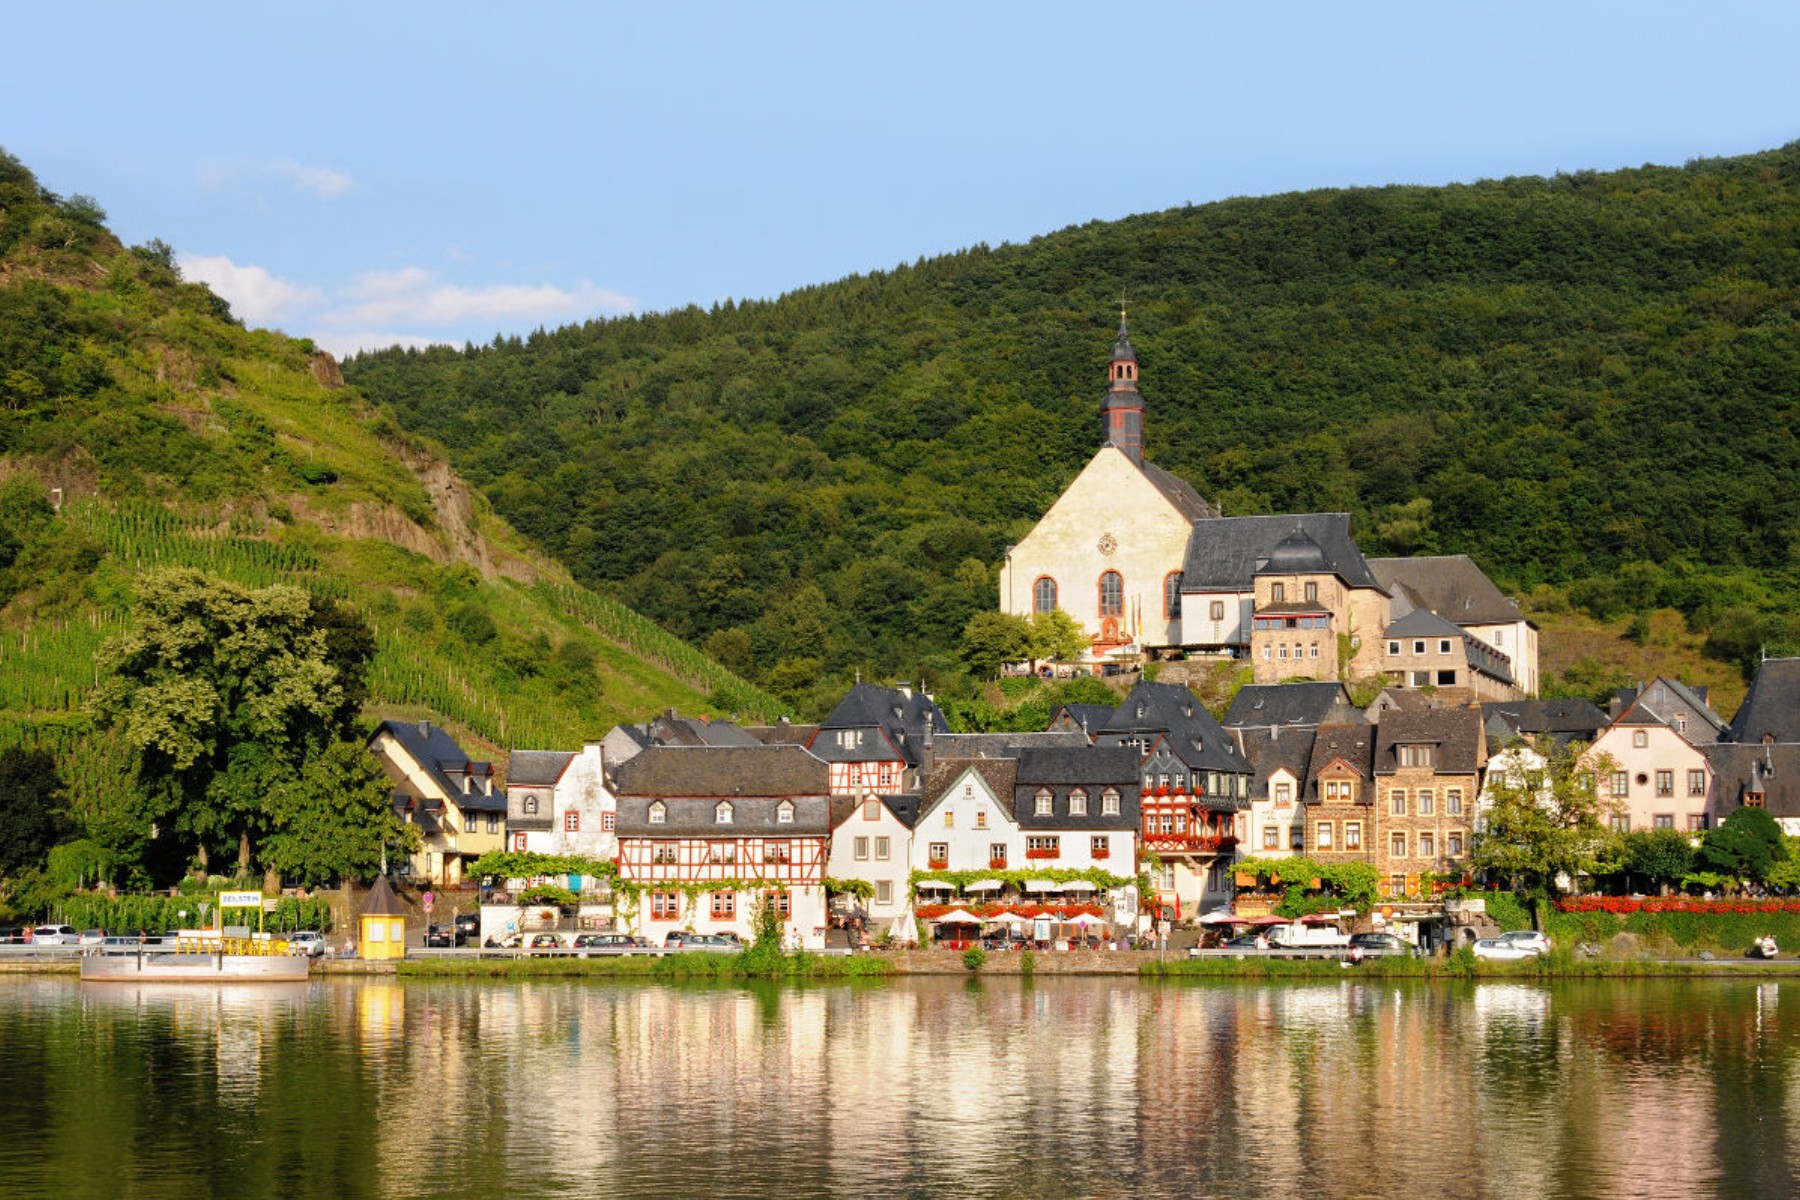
[1446,790,1463,816]
[1388,640,1401,656]
[943,810,954,828]
[651,891,679,920]
[875,881,892,905]
[653,845,678,864]
[1263,825,1279,849]
[564,811,580,833]
[1275,781,1292,805]
[1210,600,1225,621]
[1610,771,1629,797]
[1278,644,1289,659]
[1689,769,1707,797]
[862,799,879,820]
[716,801,733,825]
[1310,643,1320,659]
[487,814,500,834]
[648,801,666,825]
[1271,583,1286,603]
[1398,745,1436,768]
[1345,822,1362,850]
[524,795,539,816]
[777,801,794,824]
[1389,874,1407,897]
[1291,826,1305,850]
[1069,789,1088,817]
[1654,814,1675,830]
[1633,730,1649,748]
[928,841,948,863]
[1036,789,1053,816]
[1447,832,1464,856]
[1390,790,1406,815]
[1675,714,1687,734]
[874,836,890,860]
[1263,645,1271,660]
[709,842,736,864]
[853,837,869,861]
[1316,823,1334,850]
[1410,671,1431,686]
[1439,639,1452,654]
[1099,571,1124,617]
[990,842,1007,865]
[602,811,616,833]
[1033,577,1058,613]
[513,833,528,851]
[1091,835,1109,858]
[1304,581,1318,603]
[836,730,859,749]
[1419,833,1435,858]
[1610,814,1631,834]
[710,891,735,919]
[764,890,791,921]
[1436,670,1457,686]
[1413,640,1426,655]
[975,809,988,829]
[1417,790,1434,816]
[763,842,790,864]
[1688,814,1708,832]
[1391,833,1407,858]
[1655,770,1673,797]
[1164,573,1183,619]
[1026,836,1060,858]
[1101,790,1120,816]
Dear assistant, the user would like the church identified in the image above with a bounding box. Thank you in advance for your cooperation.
[996,318,1537,699]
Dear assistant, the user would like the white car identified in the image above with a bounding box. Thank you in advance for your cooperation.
[1495,930,1552,955]
[32,924,79,946]
[1472,931,1550,961]
[285,931,329,958]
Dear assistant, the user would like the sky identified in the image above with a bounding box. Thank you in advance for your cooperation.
[5,2,1799,358]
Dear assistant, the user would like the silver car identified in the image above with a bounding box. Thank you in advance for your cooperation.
[32,925,79,946]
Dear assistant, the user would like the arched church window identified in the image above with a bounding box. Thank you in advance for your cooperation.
[1033,576,1058,613]
[1164,572,1183,619]
[1099,571,1123,617]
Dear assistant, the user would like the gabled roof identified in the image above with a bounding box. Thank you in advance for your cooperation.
[644,711,763,748]
[1373,708,1485,776]
[1046,703,1117,737]
[371,719,505,811]
[1367,555,1530,627]
[1139,460,1220,523]
[1609,676,1728,743]
[1232,726,1318,791]
[1385,608,1466,639]
[1480,699,1607,747]
[506,750,575,788]
[746,720,820,747]
[812,684,950,768]
[361,874,407,917]
[1180,513,1380,592]
[1095,680,1248,773]
[829,792,920,831]
[1012,746,1141,831]
[1728,658,1800,745]
[1705,744,1800,817]
[611,745,829,799]
[1304,723,1375,801]
[1223,682,1361,729]
[936,731,1092,758]
[919,758,1020,822]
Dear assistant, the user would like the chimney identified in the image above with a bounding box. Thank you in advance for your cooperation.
[418,719,431,737]
[922,723,935,779]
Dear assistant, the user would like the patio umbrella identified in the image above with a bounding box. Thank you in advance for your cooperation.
[988,912,1030,926]
[931,909,988,926]
[1246,915,1290,927]
[963,879,1004,893]
[1023,880,1064,893]
[1066,912,1107,927]
[1198,911,1246,926]
[918,879,956,891]
[1060,880,1097,893]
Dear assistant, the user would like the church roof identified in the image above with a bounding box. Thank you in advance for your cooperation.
[1257,528,1333,575]
[1368,555,1529,627]
[1728,658,1800,744]
[1140,461,1219,522]
[1180,513,1380,592]
[1111,315,1136,362]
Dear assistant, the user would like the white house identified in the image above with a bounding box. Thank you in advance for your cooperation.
[504,742,617,863]
[825,794,919,942]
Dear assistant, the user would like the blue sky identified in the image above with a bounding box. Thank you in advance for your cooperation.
[6,2,1797,357]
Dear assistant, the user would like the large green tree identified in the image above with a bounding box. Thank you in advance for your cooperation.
[1472,740,1618,901]
[0,747,67,876]
[260,740,412,887]
[90,568,379,880]
[1699,805,1789,883]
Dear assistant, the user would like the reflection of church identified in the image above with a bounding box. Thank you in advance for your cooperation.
[997,319,1536,697]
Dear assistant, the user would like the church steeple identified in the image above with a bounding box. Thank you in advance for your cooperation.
[1101,307,1144,463]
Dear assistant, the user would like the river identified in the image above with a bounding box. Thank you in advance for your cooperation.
[1,975,1795,1199]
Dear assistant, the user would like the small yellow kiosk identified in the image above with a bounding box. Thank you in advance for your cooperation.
[359,874,408,960]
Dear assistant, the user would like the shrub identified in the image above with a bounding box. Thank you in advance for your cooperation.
[962,946,986,972]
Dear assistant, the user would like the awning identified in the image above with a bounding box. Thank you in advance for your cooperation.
[930,909,988,925]
[1061,880,1097,892]
[1198,910,1245,925]
[963,879,1004,893]
[988,911,1030,925]
[1024,880,1064,893]
[918,879,956,890]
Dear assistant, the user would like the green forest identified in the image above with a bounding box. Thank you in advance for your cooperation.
[344,143,1800,711]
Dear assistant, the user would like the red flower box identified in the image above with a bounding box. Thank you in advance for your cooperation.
[988,858,1008,870]
[1557,896,1800,916]
[928,859,948,870]
[1025,848,1057,860]
[1092,848,1110,859]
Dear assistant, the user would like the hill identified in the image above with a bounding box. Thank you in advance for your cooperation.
[0,147,780,866]
[343,143,1800,713]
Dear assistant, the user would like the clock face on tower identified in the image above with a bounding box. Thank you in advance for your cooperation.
[1097,532,1117,557]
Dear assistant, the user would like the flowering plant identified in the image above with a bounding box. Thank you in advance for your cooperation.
[1557,896,1800,916]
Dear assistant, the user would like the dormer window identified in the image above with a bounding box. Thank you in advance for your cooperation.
[524,796,539,816]
[777,800,794,824]
[1101,789,1120,816]
[1035,789,1053,816]
[648,801,665,825]
[1069,789,1088,816]
[716,801,734,825]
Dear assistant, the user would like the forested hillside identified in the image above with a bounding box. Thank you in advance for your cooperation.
[0,147,777,893]
[346,143,1800,711]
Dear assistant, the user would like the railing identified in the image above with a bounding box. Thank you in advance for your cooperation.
[1142,835,1239,854]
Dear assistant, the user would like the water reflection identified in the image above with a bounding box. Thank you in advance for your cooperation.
[1,977,1797,1199]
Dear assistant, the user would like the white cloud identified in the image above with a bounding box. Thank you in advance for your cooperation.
[196,158,354,200]
[177,253,322,325]
[319,267,634,329]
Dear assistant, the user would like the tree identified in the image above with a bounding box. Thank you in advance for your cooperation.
[90,568,375,879]
[0,747,67,876]
[260,741,412,887]
[1699,805,1788,883]
[1029,609,1091,670]
[1616,828,1695,894]
[1472,739,1619,901]
[959,611,1031,679]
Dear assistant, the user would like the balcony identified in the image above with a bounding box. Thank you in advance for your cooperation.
[1142,834,1239,856]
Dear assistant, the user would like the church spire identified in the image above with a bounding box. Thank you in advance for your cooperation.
[1101,308,1144,463]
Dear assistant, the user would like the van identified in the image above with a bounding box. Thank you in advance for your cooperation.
[1268,922,1350,949]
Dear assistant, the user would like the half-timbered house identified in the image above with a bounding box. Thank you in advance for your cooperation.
[809,682,950,796]
[612,745,832,948]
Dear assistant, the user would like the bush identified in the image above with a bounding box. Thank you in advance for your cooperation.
[962,946,986,972]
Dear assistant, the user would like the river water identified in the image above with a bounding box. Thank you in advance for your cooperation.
[1,975,1796,1199]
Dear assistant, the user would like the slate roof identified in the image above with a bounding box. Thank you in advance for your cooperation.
[1140,460,1220,523]
[1705,744,1800,817]
[1095,680,1249,773]
[828,792,920,831]
[1386,608,1466,639]
[1727,659,1800,745]
[935,731,1092,758]
[1305,723,1376,802]
[1368,555,1529,627]
[1180,513,1380,592]
[612,744,829,799]
[1011,745,1141,830]
[506,750,575,787]
[1610,677,1729,743]
[811,684,950,768]
[361,874,407,917]
[371,719,506,812]
[1223,682,1361,729]
[1046,704,1117,738]
[746,720,820,747]
[1257,528,1333,576]
[919,758,1020,822]
[645,712,763,748]
[1373,709,1485,776]
[1480,699,1608,747]
[1232,726,1319,791]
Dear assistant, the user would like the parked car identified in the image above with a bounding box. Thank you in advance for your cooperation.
[485,932,523,949]
[0,927,28,944]
[1268,922,1350,949]
[1494,930,1552,955]
[32,925,79,946]
[664,931,737,953]
[77,929,108,947]
[453,913,481,946]
[1472,937,1543,961]
[285,931,328,958]
[422,924,456,948]
[573,933,647,954]
[1348,932,1415,958]
[1222,933,1268,951]
[527,932,567,950]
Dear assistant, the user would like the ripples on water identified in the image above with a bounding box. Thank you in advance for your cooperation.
[1,976,1797,1199]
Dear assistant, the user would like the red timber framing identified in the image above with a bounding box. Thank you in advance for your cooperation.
[618,836,828,887]
[1139,792,1238,859]
[827,761,902,795]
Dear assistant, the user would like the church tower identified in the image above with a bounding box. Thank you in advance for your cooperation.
[1101,313,1144,462]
